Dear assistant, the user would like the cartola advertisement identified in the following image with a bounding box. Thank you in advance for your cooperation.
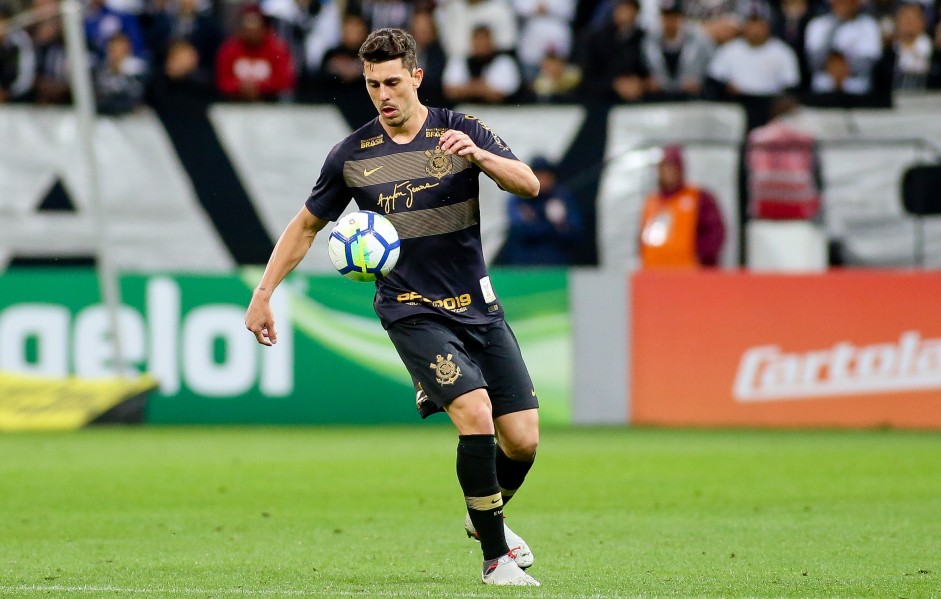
[632,270,941,428]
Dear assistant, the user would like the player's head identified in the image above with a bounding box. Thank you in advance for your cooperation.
[359,28,419,73]
[359,28,424,128]
[658,145,685,193]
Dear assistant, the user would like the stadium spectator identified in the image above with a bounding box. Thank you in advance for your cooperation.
[144,0,222,92]
[94,32,148,115]
[257,0,319,88]
[355,0,413,30]
[443,25,523,103]
[707,0,800,128]
[29,0,70,104]
[496,156,585,265]
[410,8,447,106]
[892,2,934,90]
[643,0,714,101]
[683,0,743,45]
[320,13,369,92]
[435,0,519,61]
[513,0,576,81]
[772,0,815,90]
[932,11,941,87]
[0,4,35,103]
[804,0,882,97]
[296,0,342,87]
[84,0,147,60]
[579,0,648,103]
[215,4,295,102]
[159,38,217,97]
[532,51,581,102]
[745,95,822,222]
[638,145,726,268]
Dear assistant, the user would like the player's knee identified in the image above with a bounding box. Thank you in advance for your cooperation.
[501,434,538,461]
[446,391,494,434]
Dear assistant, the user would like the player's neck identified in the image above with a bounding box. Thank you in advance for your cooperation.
[382,104,429,145]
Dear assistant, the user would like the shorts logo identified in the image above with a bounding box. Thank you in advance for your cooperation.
[430,353,461,385]
[425,146,453,179]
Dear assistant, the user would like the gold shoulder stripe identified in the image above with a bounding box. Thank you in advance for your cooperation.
[344,151,471,188]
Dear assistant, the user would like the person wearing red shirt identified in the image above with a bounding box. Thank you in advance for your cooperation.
[215,4,295,102]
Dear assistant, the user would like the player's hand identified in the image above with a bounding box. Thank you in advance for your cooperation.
[245,291,278,346]
[439,129,482,163]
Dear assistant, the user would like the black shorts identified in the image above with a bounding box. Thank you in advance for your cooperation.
[386,315,539,419]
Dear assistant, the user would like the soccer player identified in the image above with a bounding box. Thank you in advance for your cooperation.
[244,28,542,587]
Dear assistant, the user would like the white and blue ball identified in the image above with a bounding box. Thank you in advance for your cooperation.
[327,210,400,282]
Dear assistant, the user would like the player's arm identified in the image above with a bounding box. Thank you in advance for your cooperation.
[439,129,539,198]
[245,207,329,346]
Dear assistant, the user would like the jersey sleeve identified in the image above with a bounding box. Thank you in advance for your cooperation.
[304,142,351,221]
[453,112,519,161]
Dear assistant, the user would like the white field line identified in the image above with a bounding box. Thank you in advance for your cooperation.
[0,585,630,599]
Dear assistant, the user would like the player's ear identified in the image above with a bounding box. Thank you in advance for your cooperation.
[412,67,424,88]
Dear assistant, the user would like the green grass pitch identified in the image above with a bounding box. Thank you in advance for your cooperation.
[1,426,939,598]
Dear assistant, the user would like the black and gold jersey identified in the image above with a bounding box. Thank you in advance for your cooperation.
[305,107,519,329]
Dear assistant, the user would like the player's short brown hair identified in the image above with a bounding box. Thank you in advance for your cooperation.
[358,28,418,72]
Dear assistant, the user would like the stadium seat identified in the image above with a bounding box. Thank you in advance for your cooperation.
[901,164,941,267]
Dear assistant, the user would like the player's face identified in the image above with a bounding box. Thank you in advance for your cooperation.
[363,59,424,129]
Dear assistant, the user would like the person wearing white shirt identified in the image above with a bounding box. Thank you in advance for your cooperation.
[443,25,523,103]
[708,2,800,96]
[513,0,576,79]
[435,0,519,61]
[893,2,934,91]
[804,0,882,94]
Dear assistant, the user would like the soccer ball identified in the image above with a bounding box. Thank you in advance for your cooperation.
[327,210,401,282]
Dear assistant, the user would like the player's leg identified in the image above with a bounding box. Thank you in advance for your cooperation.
[386,317,537,585]
[444,390,506,559]
[462,320,540,569]
[447,387,538,585]
[494,407,539,506]
[477,320,540,506]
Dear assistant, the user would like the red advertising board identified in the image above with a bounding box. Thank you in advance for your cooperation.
[631,270,941,428]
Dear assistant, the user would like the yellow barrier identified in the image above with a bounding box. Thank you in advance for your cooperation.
[0,372,158,432]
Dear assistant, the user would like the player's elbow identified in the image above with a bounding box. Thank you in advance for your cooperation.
[520,172,540,199]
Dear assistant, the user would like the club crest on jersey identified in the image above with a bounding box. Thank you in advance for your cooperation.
[425,146,453,179]
[360,135,384,149]
[430,353,461,385]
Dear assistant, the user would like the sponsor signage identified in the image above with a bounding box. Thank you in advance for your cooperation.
[0,269,572,425]
[632,270,941,428]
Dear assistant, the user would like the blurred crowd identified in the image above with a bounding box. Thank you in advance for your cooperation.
[0,0,940,119]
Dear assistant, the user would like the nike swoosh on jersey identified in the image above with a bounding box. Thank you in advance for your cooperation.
[364,166,384,177]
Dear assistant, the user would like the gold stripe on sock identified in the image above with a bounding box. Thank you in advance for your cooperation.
[500,488,517,500]
[465,492,503,511]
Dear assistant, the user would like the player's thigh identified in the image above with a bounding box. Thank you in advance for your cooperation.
[386,316,486,411]
[474,320,539,419]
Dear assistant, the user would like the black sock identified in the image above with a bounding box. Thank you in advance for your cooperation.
[496,445,535,506]
[457,434,509,560]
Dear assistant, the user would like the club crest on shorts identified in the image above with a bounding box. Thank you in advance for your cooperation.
[430,353,461,385]
[425,146,453,179]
